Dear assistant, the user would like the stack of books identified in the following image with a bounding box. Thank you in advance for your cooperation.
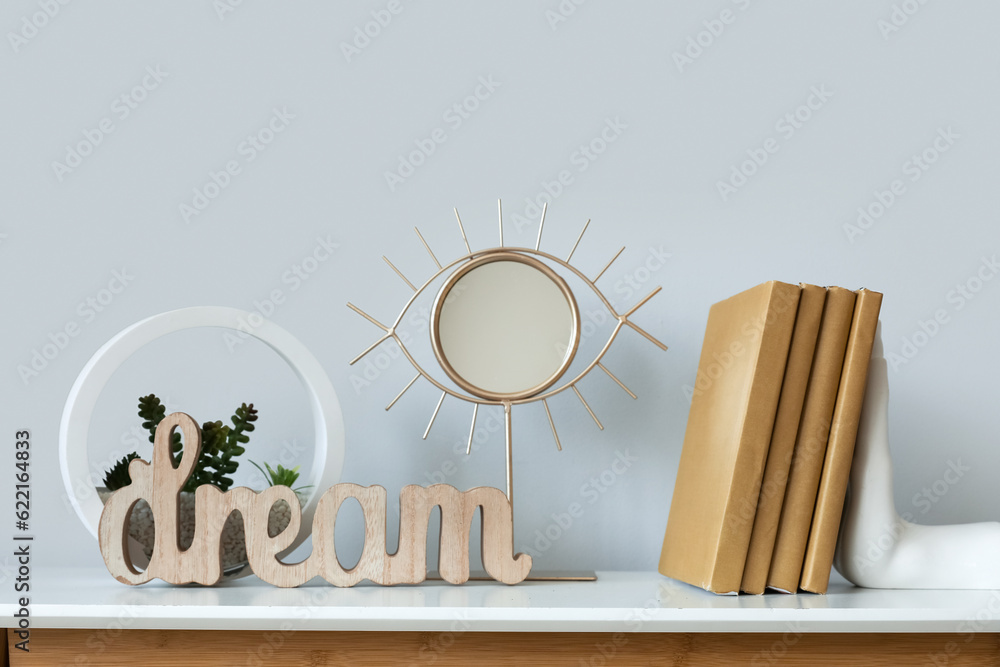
[658,281,882,595]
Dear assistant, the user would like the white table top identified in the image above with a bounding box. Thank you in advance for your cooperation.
[6,567,999,633]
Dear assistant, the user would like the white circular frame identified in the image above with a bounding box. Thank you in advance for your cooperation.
[58,306,344,567]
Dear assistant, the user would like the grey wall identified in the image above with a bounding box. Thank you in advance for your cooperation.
[2,1,999,577]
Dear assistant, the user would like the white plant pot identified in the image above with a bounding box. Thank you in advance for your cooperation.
[97,487,302,573]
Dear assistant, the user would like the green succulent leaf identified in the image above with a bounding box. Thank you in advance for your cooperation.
[103,452,140,491]
[250,460,307,489]
[138,394,182,454]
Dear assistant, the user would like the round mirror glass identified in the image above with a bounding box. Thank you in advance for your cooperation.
[432,253,580,401]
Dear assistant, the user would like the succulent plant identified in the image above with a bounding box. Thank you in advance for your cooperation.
[250,461,313,499]
[103,453,141,491]
[105,394,257,493]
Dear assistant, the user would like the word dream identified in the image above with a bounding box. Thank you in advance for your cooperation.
[99,412,531,587]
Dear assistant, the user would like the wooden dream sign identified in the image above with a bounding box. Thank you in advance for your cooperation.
[99,412,532,587]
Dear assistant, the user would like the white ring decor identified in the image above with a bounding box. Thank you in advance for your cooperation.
[59,306,344,568]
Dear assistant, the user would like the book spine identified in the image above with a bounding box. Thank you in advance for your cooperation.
[740,285,827,594]
[710,282,801,593]
[800,289,883,593]
[766,287,856,593]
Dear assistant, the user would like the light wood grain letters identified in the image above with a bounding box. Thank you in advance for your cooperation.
[99,412,531,587]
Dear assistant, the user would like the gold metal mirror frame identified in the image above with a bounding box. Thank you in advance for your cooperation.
[430,250,581,403]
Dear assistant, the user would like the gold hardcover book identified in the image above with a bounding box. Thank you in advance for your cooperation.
[741,284,827,594]
[767,287,856,593]
[659,281,800,594]
[800,288,883,594]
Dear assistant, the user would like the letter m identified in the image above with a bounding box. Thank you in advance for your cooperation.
[397,485,532,585]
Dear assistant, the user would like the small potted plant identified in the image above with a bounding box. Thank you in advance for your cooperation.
[99,394,306,572]
[248,461,313,537]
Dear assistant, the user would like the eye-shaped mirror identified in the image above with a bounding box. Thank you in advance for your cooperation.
[348,201,667,559]
[430,252,580,401]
